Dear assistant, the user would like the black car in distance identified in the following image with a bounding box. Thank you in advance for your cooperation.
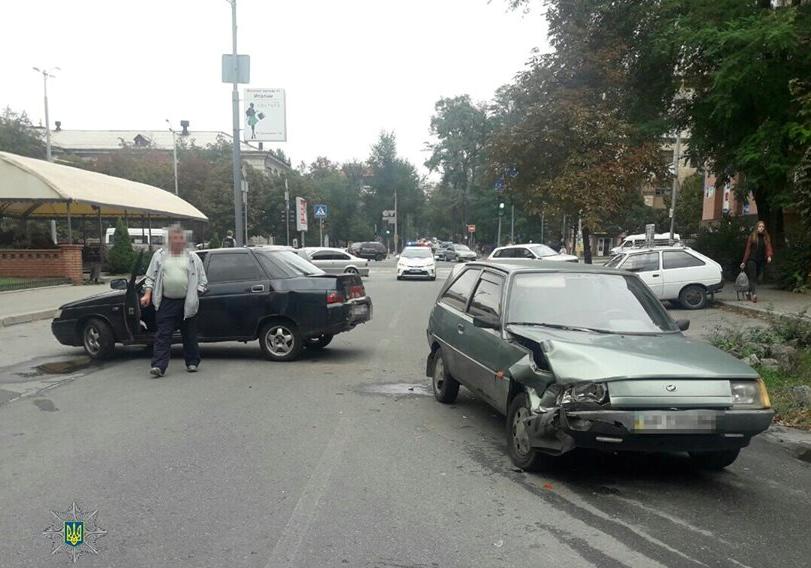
[51,246,372,362]
[354,241,387,261]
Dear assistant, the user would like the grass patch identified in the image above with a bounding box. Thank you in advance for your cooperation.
[757,353,811,429]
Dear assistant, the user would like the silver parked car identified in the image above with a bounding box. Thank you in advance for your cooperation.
[297,247,370,277]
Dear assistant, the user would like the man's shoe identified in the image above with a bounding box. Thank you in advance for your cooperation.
[150,367,164,378]
[186,365,198,373]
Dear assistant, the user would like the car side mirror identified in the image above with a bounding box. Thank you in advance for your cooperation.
[110,278,128,290]
[473,315,501,330]
[675,319,690,331]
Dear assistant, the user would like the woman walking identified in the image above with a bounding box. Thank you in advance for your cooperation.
[739,220,774,303]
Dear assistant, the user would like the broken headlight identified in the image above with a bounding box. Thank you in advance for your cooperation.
[560,382,608,405]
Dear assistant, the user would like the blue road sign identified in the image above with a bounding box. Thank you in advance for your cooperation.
[313,204,328,219]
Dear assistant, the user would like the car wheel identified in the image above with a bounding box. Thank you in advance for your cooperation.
[688,449,740,470]
[431,349,459,403]
[507,392,554,472]
[345,267,359,275]
[82,318,115,360]
[679,284,707,310]
[306,334,333,349]
[259,320,304,362]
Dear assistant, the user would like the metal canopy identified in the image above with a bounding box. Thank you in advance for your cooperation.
[0,151,208,221]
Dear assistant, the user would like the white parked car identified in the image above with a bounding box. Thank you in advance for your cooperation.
[297,247,370,277]
[488,244,579,263]
[397,246,436,280]
[605,246,722,309]
[610,232,680,256]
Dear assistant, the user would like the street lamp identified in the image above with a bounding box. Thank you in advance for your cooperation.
[165,119,179,195]
[32,66,60,162]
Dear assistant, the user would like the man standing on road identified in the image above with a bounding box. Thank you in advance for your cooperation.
[222,230,236,248]
[140,225,207,377]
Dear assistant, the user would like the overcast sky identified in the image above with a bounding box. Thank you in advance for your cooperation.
[2,0,548,174]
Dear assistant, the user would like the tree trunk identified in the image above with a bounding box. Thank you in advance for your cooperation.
[583,225,592,264]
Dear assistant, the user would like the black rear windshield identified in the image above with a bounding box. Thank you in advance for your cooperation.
[254,250,325,279]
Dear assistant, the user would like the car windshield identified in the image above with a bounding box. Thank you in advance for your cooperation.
[604,254,624,268]
[506,272,677,334]
[528,244,558,257]
[402,247,432,258]
[254,249,325,278]
[454,245,472,252]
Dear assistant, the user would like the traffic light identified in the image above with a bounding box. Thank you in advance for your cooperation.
[498,201,505,216]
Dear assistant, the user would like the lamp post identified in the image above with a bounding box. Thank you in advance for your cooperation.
[226,0,245,246]
[165,119,179,195]
[32,66,59,162]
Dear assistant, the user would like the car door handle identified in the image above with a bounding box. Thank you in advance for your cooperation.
[457,323,465,334]
[250,285,265,293]
[651,274,660,278]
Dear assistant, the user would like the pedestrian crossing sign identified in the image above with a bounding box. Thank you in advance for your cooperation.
[313,204,328,219]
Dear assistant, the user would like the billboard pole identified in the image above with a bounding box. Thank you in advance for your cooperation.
[284,177,290,246]
[229,0,245,246]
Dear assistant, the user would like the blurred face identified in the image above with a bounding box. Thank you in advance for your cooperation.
[169,229,186,254]
[757,222,766,233]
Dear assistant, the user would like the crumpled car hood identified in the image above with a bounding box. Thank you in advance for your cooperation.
[507,325,757,382]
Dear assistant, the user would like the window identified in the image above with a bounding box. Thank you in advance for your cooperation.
[622,252,659,273]
[255,250,324,279]
[206,252,263,282]
[493,248,509,258]
[311,251,336,260]
[516,248,535,259]
[333,252,350,260]
[528,245,557,258]
[441,269,481,311]
[468,273,505,320]
[663,251,705,269]
[401,247,432,258]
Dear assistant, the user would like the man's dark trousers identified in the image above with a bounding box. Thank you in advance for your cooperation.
[151,297,200,372]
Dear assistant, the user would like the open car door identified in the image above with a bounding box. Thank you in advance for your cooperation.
[123,252,144,341]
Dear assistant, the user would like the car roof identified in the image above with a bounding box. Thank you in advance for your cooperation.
[301,247,346,252]
[614,245,696,254]
[468,258,629,276]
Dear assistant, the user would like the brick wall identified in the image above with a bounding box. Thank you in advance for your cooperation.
[0,244,84,284]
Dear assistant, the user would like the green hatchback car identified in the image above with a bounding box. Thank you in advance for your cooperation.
[425,260,774,471]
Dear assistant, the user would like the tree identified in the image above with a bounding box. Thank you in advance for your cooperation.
[0,107,46,158]
[107,218,135,274]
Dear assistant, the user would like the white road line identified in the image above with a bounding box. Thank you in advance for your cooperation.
[264,416,352,568]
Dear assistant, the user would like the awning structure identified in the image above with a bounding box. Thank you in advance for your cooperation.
[0,151,207,221]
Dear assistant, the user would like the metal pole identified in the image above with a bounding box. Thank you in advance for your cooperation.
[669,131,682,244]
[510,204,515,243]
[171,129,179,195]
[393,188,398,253]
[284,178,290,246]
[230,0,245,246]
[66,202,72,243]
[319,219,323,247]
[541,207,545,244]
[497,215,502,248]
[43,72,52,162]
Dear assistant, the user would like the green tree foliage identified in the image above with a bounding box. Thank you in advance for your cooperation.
[107,218,135,274]
[0,107,46,158]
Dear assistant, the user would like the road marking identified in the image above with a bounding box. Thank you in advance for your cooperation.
[264,416,352,568]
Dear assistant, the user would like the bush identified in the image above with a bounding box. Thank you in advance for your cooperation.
[772,230,811,292]
[107,218,135,274]
[693,215,755,280]
[207,232,221,249]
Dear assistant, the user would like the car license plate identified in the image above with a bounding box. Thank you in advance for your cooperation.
[633,412,716,433]
[351,304,369,319]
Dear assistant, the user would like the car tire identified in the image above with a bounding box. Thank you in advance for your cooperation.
[679,284,707,310]
[432,348,460,404]
[688,449,740,470]
[259,320,304,362]
[82,318,115,360]
[345,267,359,275]
[507,392,554,472]
[306,334,333,349]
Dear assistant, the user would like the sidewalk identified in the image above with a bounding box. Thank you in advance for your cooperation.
[716,283,811,319]
[0,283,109,327]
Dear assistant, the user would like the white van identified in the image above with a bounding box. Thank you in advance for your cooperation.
[610,232,680,255]
[104,228,167,250]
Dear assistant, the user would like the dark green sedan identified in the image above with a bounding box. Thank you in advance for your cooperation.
[425,260,774,471]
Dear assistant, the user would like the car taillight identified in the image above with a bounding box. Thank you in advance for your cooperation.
[349,285,365,299]
[326,291,345,304]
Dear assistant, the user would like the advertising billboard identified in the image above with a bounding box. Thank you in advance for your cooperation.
[244,88,287,142]
[296,197,308,232]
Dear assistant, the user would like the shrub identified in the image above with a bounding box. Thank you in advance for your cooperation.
[107,218,135,274]
[207,232,221,249]
[772,230,811,292]
[693,215,755,280]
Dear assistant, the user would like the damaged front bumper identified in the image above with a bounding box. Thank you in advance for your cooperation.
[525,406,774,454]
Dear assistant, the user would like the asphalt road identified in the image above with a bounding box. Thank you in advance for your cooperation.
[0,260,809,568]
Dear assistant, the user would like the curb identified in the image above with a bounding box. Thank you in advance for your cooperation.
[763,425,811,464]
[0,309,58,328]
[716,299,811,321]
